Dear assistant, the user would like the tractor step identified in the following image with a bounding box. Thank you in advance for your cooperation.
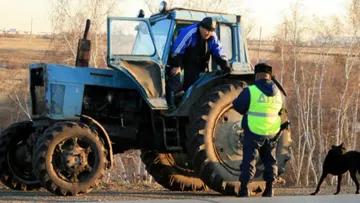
[159,117,182,151]
[165,128,177,132]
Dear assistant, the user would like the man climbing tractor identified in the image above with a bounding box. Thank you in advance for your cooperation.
[166,16,233,112]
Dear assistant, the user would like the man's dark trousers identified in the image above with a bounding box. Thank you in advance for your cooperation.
[239,131,278,183]
[167,65,203,93]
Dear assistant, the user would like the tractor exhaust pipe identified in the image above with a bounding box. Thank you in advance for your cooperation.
[75,19,91,67]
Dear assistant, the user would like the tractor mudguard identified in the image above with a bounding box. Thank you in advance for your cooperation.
[176,71,254,117]
[176,72,225,116]
[78,114,114,169]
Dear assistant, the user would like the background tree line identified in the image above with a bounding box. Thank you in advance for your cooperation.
[268,0,360,187]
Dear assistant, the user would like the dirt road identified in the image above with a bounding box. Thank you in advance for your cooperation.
[0,184,359,202]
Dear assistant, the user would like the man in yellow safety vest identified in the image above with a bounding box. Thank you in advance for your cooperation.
[232,63,283,197]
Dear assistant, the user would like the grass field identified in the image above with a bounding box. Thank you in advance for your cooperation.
[0,37,51,51]
[0,37,54,69]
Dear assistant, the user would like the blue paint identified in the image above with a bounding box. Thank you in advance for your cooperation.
[30,63,138,119]
[30,64,137,89]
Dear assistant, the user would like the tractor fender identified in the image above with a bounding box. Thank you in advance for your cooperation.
[177,72,253,116]
[77,114,114,169]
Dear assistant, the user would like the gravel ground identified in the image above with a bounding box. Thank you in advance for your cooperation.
[0,183,359,202]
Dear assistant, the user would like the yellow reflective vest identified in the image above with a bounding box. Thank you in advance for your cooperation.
[247,85,283,136]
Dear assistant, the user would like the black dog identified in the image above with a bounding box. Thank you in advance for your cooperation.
[311,143,360,195]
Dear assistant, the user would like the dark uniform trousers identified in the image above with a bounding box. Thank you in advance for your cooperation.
[166,64,204,93]
[239,130,278,183]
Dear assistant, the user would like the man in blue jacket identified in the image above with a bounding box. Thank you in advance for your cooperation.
[232,63,283,197]
[166,17,233,112]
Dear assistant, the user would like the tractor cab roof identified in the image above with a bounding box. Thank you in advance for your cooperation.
[148,7,240,24]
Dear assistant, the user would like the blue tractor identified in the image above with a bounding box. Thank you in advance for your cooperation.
[0,1,292,196]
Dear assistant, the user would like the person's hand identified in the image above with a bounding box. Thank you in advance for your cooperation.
[171,67,181,76]
[215,66,233,76]
[280,120,291,131]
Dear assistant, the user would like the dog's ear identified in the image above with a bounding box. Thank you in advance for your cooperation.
[340,142,344,147]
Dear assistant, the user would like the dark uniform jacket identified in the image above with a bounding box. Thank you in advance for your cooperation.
[232,79,281,137]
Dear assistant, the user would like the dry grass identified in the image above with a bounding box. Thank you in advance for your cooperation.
[0,37,53,69]
[0,69,29,128]
[0,69,28,90]
[0,37,51,51]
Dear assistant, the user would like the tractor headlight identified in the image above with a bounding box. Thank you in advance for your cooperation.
[159,1,168,13]
[50,84,65,115]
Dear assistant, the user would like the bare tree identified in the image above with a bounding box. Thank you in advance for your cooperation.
[144,0,256,38]
[307,14,343,186]
[270,0,356,187]
[273,17,289,85]
[279,0,313,186]
[335,0,360,145]
[48,0,118,68]
[145,0,240,13]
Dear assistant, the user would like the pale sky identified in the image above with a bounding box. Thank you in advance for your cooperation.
[0,0,351,37]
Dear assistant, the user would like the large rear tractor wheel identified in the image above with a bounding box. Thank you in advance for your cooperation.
[141,150,207,191]
[186,82,292,196]
[33,122,107,196]
[0,121,41,191]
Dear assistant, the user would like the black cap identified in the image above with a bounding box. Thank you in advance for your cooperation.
[200,17,216,31]
[254,63,272,74]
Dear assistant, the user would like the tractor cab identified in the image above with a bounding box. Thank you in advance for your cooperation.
[107,1,254,115]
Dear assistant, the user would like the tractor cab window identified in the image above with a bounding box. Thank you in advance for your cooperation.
[110,20,155,56]
[219,24,233,60]
[150,19,171,59]
[237,23,246,62]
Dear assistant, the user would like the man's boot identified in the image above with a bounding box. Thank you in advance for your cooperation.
[262,181,274,197]
[237,182,249,197]
[165,88,176,113]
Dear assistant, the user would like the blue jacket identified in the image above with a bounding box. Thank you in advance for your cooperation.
[170,23,226,58]
[232,79,281,136]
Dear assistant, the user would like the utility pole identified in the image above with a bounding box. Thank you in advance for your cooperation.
[257,26,262,63]
[30,18,33,35]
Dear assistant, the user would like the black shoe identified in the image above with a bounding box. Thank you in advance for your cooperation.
[237,182,249,197]
[262,182,274,197]
[166,88,176,111]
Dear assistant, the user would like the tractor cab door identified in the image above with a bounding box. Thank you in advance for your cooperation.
[107,17,172,109]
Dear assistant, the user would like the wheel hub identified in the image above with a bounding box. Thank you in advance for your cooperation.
[228,121,244,154]
[214,107,266,173]
[63,146,88,172]
[54,137,94,183]
[213,107,243,172]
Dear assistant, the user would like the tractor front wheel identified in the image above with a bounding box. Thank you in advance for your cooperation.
[32,122,107,196]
